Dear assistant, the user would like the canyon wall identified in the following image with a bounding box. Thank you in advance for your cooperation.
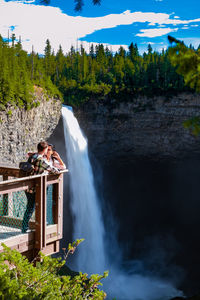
[74,92,200,296]
[0,90,62,166]
[75,93,200,163]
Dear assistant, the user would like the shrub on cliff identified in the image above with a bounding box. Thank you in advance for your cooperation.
[0,241,108,299]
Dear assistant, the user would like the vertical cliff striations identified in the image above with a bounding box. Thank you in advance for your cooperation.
[74,93,200,163]
[0,93,61,166]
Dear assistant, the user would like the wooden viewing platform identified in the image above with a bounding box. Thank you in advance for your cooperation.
[0,166,68,260]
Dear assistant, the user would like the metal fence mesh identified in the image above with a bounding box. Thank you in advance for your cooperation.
[47,184,54,225]
[0,191,27,239]
[0,184,54,240]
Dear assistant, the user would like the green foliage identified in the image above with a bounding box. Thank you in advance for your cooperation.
[7,110,12,116]
[183,117,200,136]
[51,41,188,107]
[0,36,61,111]
[168,36,200,135]
[168,35,200,91]
[63,238,85,259]
[0,242,108,299]
[0,35,191,111]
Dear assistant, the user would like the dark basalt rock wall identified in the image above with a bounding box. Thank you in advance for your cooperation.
[74,93,200,297]
[74,93,200,163]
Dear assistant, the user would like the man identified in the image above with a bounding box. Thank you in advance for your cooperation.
[21,141,59,233]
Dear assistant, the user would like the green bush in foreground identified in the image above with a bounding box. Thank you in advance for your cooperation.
[0,240,108,299]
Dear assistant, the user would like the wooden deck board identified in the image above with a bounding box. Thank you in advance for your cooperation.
[0,224,57,244]
[0,225,23,240]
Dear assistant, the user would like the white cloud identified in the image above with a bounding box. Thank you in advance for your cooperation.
[1,0,200,53]
[164,17,200,26]
[15,0,35,3]
[136,27,178,38]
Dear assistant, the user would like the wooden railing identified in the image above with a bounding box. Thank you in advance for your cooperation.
[0,166,68,259]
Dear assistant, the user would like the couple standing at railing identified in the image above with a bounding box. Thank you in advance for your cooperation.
[21,141,66,233]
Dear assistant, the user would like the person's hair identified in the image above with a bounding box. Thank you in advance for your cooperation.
[48,143,56,151]
[37,141,48,152]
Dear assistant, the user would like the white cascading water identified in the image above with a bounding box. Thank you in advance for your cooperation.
[62,105,183,300]
[62,105,106,274]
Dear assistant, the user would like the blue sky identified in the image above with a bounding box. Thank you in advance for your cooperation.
[0,0,200,54]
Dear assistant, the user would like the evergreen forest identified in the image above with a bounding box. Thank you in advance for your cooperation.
[0,34,193,110]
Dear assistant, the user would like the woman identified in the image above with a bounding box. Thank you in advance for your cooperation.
[46,144,66,170]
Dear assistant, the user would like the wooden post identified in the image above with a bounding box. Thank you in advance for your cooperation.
[58,174,63,239]
[53,174,63,239]
[52,174,63,239]
[35,177,43,251]
[42,176,47,248]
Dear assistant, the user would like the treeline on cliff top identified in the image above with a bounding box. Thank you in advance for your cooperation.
[0,34,193,109]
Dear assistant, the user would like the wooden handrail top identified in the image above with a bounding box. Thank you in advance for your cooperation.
[0,166,19,171]
[0,169,68,186]
[0,166,20,178]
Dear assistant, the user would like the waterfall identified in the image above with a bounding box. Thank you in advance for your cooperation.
[62,105,106,274]
[62,105,183,300]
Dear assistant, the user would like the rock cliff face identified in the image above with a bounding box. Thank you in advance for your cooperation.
[0,90,61,166]
[74,93,200,297]
[74,93,200,163]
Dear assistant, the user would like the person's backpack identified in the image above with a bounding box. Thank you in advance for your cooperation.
[19,161,35,177]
